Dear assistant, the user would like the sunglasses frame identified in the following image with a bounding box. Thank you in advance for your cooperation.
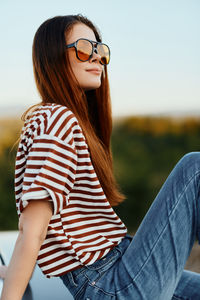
[66,38,110,65]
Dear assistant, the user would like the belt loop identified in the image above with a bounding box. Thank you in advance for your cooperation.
[115,243,123,256]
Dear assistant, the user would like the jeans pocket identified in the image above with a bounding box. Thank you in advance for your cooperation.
[60,247,122,298]
[60,269,88,299]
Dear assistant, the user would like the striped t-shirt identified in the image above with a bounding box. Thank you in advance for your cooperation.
[15,103,127,277]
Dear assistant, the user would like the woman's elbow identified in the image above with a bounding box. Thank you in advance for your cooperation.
[18,218,47,246]
[18,200,53,244]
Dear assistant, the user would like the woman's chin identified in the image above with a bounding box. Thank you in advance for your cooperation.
[83,82,102,91]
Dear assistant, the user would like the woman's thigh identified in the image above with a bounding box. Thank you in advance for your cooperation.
[117,152,200,299]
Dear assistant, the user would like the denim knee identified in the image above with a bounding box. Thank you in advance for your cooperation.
[179,152,200,166]
[177,152,200,176]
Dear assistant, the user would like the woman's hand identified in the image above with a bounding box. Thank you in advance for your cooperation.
[0,266,7,279]
[0,200,53,300]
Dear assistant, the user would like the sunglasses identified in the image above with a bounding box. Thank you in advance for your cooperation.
[66,38,110,65]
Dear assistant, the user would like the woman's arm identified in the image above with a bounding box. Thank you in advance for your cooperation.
[0,200,53,300]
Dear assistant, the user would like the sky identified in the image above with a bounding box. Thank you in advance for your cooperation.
[0,0,199,117]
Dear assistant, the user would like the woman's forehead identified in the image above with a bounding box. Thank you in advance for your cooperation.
[66,23,96,44]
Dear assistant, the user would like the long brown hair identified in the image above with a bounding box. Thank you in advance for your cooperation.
[28,15,125,206]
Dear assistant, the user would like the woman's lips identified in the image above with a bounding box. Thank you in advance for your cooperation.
[86,68,102,75]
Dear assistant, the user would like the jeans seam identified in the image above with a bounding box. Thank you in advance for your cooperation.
[131,170,200,284]
[68,271,78,287]
[115,282,135,295]
[73,267,87,279]
[88,282,116,296]
[74,279,88,299]
[173,295,189,300]
[84,272,115,296]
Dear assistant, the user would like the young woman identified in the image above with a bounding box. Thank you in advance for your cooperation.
[1,14,200,300]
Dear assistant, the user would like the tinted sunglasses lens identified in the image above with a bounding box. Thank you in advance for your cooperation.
[76,39,92,61]
[97,44,110,65]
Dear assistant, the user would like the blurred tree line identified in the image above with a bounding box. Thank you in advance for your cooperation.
[112,116,200,231]
[0,118,23,230]
[1,116,200,232]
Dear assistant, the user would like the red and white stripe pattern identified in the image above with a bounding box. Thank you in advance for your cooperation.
[15,103,127,277]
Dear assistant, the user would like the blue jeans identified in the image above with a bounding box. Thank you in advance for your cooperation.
[60,152,200,299]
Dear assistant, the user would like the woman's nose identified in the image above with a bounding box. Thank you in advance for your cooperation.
[90,48,101,63]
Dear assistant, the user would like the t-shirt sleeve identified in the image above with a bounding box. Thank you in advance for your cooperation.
[19,134,77,215]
